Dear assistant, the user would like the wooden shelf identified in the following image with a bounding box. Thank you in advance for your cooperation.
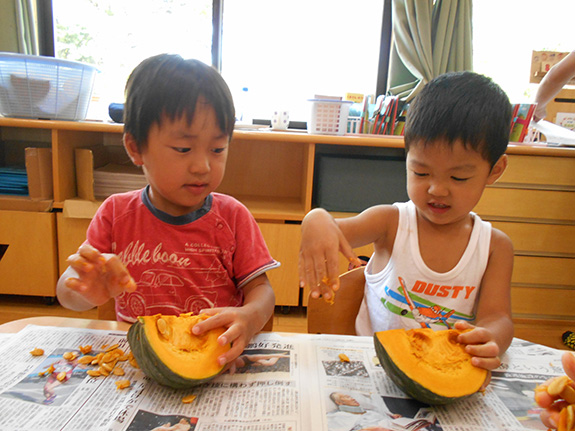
[1,117,574,330]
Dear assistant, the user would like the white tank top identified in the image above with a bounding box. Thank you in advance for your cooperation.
[355,201,492,336]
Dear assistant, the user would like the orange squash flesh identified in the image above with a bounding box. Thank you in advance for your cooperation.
[374,328,488,404]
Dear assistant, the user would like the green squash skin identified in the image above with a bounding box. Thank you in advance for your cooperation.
[373,334,474,405]
[127,319,224,389]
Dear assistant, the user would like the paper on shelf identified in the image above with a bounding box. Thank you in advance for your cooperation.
[532,119,575,146]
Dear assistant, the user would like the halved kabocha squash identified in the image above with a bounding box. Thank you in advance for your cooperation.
[374,328,488,405]
[127,313,230,389]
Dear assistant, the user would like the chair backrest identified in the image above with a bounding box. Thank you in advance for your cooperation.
[97,298,274,332]
[307,266,365,335]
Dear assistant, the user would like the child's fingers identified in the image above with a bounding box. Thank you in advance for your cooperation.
[77,243,106,264]
[299,253,322,297]
[103,254,136,294]
[217,335,247,367]
[479,371,492,391]
[323,248,341,291]
[64,276,85,292]
[337,231,362,270]
[67,254,95,275]
[541,400,568,429]
[471,355,501,371]
[192,309,227,335]
[562,351,575,381]
[535,380,555,408]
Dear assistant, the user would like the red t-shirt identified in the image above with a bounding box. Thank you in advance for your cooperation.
[86,188,279,322]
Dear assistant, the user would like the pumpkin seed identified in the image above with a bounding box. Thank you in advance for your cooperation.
[56,372,67,382]
[548,376,570,396]
[87,370,101,377]
[78,355,95,365]
[562,384,575,405]
[63,352,77,361]
[115,379,131,390]
[182,394,197,404]
[113,367,125,376]
[339,353,350,362]
[156,318,171,339]
[101,352,116,363]
[79,345,92,354]
[562,404,574,431]
[29,348,44,356]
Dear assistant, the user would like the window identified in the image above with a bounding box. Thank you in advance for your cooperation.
[472,0,572,103]
[50,1,571,124]
[221,1,385,122]
[53,0,213,120]
[51,0,386,123]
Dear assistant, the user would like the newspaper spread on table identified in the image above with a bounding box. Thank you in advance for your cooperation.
[0,325,567,431]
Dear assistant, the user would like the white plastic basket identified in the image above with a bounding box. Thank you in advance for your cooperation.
[0,52,97,121]
[308,99,353,135]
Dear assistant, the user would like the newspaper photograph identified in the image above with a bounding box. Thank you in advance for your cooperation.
[305,334,566,431]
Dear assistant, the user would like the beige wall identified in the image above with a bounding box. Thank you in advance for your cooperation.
[0,0,19,52]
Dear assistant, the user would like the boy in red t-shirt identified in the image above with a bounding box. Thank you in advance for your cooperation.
[57,54,279,368]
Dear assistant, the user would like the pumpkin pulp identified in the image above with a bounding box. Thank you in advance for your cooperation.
[375,328,487,403]
[139,313,228,381]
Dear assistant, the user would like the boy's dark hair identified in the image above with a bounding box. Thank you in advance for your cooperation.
[404,71,512,166]
[123,54,235,151]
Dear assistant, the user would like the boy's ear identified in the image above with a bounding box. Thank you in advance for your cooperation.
[123,133,144,166]
[487,154,508,185]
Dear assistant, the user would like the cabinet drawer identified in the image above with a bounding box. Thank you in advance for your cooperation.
[511,285,575,319]
[512,255,575,287]
[491,221,575,256]
[475,188,575,222]
[0,211,57,296]
[502,154,575,187]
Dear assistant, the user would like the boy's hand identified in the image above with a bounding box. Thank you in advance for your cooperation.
[64,243,136,306]
[455,321,502,372]
[191,306,258,371]
[298,209,361,302]
[535,352,575,430]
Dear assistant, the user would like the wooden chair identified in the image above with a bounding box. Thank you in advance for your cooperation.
[307,266,365,335]
[97,299,116,320]
[97,299,274,332]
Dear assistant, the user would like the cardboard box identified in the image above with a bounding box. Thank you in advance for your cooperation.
[0,141,53,211]
[546,88,575,124]
[25,147,53,200]
[530,51,575,85]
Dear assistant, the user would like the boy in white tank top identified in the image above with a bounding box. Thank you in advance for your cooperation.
[299,71,514,376]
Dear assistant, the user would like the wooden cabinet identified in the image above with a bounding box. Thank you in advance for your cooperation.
[0,210,57,296]
[474,152,575,346]
[1,117,574,344]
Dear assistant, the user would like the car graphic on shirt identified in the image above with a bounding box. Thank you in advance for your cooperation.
[116,269,218,317]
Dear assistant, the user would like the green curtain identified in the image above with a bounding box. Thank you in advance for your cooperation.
[388,0,472,101]
[15,0,39,55]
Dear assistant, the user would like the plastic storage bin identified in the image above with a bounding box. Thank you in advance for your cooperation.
[0,52,97,121]
[308,99,352,135]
